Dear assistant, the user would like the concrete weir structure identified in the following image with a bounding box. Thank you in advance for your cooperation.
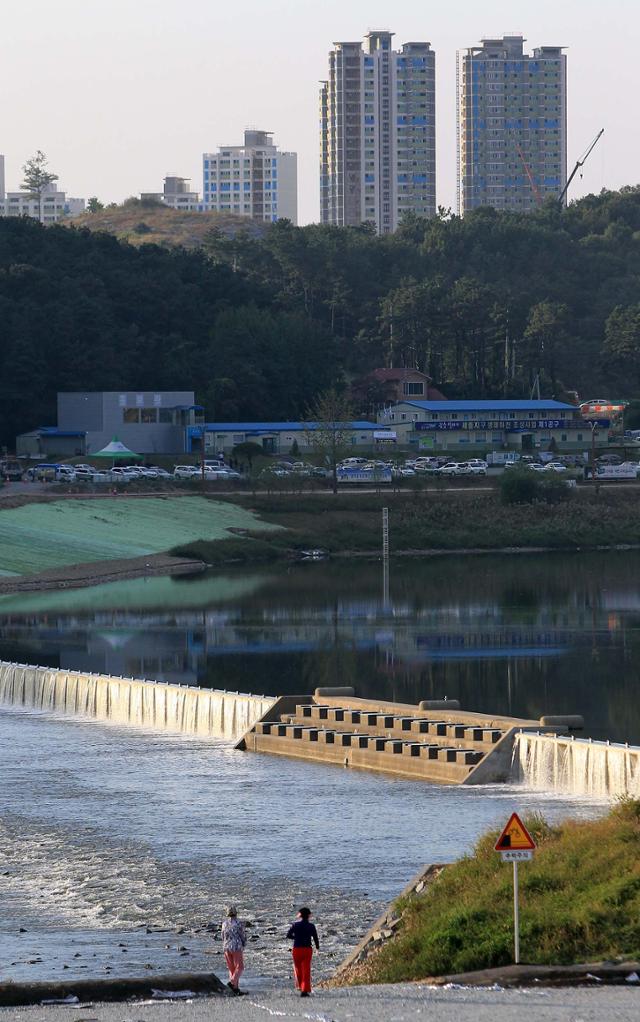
[0,661,274,741]
[237,689,571,785]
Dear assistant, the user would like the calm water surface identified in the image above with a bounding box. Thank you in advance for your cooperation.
[0,551,638,984]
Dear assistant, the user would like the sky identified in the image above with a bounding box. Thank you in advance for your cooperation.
[0,0,636,224]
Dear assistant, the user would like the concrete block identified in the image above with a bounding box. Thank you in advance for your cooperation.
[301,729,319,742]
[315,686,355,697]
[338,733,354,747]
[377,714,395,728]
[421,745,440,760]
[365,713,379,726]
[395,717,416,731]
[275,724,288,737]
[319,731,336,744]
[385,740,403,754]
[353,735,369,749]
[429,722,447,736]
[347,711,361,724]
[299,705,314,718]
[317,707,329,720]
[449,724,466,739]
[290,726,304,739]
[257,722,273,735]
[403,743,422,757]
[372,738,388,752]
[410,720,430,734]
[418,699,460,711]
[540,714,584,730]
[327,708,346,722]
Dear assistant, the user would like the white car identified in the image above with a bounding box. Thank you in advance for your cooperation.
[543,462,568,473]
[173,465,200,479]
[438,462,469,476]
[526,463,545,472]
[110,467,139,482]
[465,461,488,476]
[56,466,77,482]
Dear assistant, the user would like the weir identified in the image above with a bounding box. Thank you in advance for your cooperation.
[0,660,274,741]
[513,732,640,798]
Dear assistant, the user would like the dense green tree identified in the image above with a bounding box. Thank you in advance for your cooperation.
[20,151,58,221]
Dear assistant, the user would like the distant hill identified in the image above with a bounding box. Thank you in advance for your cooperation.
[67,202,268,249]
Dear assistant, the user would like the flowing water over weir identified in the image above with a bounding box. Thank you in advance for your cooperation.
[514,732,640,798]
[0,660,274,741]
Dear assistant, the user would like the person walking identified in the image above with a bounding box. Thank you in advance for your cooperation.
[221,905,246,994]
[287,906,320,997]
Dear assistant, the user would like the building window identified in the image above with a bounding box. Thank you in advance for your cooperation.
[475,432,486,442]
[577,433,583,442]
[159,409,174,424]
[232,434,244,445]
[141,408,157,424]
[123,408,140,424]
[403,381,424,396]
[561,434,567,442]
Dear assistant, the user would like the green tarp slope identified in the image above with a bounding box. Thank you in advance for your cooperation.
[0,497,279,576]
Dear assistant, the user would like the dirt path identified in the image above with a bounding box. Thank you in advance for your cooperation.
[0,553,205,595]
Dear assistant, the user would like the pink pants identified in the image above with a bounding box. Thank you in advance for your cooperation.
[224,949,244,989]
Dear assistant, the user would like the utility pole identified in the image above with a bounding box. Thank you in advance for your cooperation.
[590,422,600,495]
[382,507,390,607]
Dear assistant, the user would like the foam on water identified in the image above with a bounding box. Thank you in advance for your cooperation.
[514,732,640,798]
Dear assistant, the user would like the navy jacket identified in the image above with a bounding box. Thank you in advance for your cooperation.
[287,919,320,949]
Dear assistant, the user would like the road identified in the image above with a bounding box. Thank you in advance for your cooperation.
[1,981,638,1021]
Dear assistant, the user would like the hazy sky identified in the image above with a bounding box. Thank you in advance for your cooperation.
[1,0,635,223]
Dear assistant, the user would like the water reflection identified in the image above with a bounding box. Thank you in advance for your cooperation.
[1,551,639,743]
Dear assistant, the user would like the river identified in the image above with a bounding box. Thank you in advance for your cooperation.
[0,550,637,984]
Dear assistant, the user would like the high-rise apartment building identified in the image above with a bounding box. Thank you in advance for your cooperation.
[320,31,436,233]
[457,35,567,214]
[203,130,297,224]
[0,156,85,222]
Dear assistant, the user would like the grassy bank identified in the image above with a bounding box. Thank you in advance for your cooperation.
[344,801,640,983]
[172,489,640,564]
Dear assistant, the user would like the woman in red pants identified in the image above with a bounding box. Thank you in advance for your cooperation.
[287,907,320,996]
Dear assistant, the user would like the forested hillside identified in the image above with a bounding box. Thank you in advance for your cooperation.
[1,187,639,447]
[205,186,640,403]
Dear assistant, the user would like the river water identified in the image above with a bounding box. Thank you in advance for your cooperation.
[0,550,637,985]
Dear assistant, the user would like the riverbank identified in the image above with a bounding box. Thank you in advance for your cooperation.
[174,489,640,565]
[336,802,640,986]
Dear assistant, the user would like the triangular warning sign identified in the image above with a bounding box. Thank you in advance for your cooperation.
[494,812,536,852]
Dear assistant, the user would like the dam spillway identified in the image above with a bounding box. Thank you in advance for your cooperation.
[513,731,640,798]
[0,660,275,741]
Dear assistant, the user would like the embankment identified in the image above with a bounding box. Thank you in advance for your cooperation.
[173,490,640,564]
[0,661,274,741]
[335,802,640,985]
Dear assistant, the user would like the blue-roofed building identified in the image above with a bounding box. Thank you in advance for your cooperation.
[187,421,381,456]
[377,399,611,453]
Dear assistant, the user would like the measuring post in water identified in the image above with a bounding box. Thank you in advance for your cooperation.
[495,812,536,965]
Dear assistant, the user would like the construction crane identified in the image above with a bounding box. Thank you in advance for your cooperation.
[558,128,605,207]
[516,144,543,207]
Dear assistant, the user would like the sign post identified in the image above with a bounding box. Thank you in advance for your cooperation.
[494,812,536,965]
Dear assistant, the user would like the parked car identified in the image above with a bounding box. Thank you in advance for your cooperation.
[173,465,200,479]
[111,467,139,482]
[526,463,545,472]
[56,465,77,482]
[0,459,24,481]
[543,462,568,473]
[438,462,469,476]
[597,454,622,466]
[465,460,488,476]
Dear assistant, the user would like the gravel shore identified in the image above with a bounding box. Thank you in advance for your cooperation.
[1,981,638,1022]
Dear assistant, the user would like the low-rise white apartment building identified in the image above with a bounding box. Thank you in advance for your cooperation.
[0,155,85,222]
[140,176,203,211]
[203,130,297,224]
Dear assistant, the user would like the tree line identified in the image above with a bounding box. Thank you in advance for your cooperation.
[1,185,639,447]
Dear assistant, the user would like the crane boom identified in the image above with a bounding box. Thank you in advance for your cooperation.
[516,144,543,206]
[558,128,605,207]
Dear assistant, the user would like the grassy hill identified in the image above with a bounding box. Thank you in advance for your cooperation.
[68,201,267,249]
[342,801,640,983]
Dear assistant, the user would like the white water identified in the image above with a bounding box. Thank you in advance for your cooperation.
[514,731,640,798]
[0,660,274,741]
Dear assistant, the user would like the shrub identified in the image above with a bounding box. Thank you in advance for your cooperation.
[500,467,541,504]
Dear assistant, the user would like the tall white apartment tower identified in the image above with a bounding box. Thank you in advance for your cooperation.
[203,130,297,224]
[457,35,567,214]
[320,31,436,233]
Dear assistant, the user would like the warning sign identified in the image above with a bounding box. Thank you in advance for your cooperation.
[494,812,536,853]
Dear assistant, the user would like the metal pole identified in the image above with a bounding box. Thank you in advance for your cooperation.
[382,507,390,607]
[513,860,520,964]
